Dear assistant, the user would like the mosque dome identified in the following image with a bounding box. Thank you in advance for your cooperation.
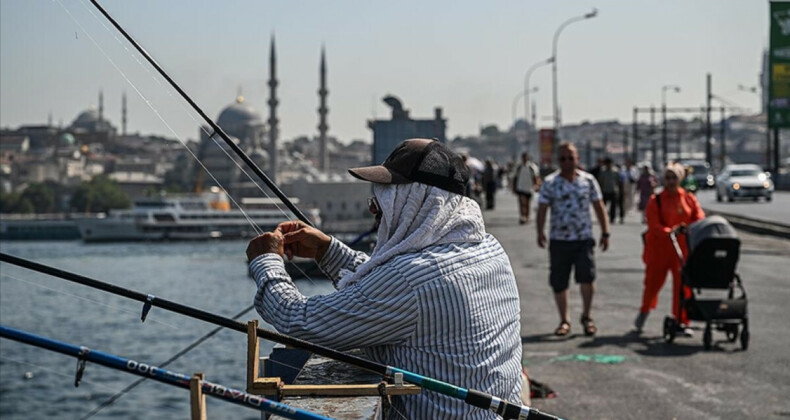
[217,96,262,128]
[249,147,269,167]
[60,133,76,146]
[72,108,100,128]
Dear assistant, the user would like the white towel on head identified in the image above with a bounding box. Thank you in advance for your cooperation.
[337,183,486,290]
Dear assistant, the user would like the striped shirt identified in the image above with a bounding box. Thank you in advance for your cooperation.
[251,234,523,419]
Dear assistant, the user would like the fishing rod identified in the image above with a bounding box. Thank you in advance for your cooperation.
[0,325,333,420]
[86,0,312,228]
[0,252,565,420]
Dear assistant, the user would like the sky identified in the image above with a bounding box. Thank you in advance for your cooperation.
[0,1,768,144]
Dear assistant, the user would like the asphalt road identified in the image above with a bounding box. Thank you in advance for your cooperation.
[696,189,790,225]
[484,191,790,420]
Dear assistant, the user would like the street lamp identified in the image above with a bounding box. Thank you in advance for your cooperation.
[552,8,598,146]
[662,85,681,163]
[524,57,553,150]
[512,87,539,158]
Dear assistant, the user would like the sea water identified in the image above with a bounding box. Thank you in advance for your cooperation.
[0,240,334,419]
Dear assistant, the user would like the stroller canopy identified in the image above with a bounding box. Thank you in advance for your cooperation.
[687,215,739,253]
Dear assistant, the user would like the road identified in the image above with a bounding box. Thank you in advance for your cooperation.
[696,189,790,225]
[484,191,790,420]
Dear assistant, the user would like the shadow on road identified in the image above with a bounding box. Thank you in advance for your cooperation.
[522,332,746,357]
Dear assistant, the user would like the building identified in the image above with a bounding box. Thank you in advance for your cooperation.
[368,95,446,164]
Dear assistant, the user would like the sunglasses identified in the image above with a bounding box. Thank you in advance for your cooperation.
[558,156,574,162]
[367,196,381,215]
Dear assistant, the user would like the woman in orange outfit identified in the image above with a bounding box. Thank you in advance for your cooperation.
[634,163,705,334]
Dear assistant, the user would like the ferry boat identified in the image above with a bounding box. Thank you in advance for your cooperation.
[75,188,320,242]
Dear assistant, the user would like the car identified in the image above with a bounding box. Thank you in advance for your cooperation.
[678,160,715,189]
[715,164,774,202]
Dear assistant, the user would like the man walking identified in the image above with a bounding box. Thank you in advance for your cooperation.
[536,142,610,336]
[512,152,541,224]
[597,157,620,223]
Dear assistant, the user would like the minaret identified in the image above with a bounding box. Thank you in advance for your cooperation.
[121,91,127,136]
[267,35,279,184]
[98,89,104,123]
[48,112,53,127]
[318,46,329,173]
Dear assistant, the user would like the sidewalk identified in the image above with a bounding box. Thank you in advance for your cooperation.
[483,191,790,420]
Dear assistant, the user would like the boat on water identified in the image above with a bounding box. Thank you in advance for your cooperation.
[75,188,320,242]
[0,214,84,240]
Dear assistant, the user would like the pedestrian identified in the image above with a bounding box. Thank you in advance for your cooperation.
[597,157,620,223]
[512,152,541,224]
[680,165,698,194]
[589,158,604,179]
[618,159,637,223]
[536,142,610,337]
[636,165,657,223]
[246,138,523,419]
[633,163,705,335]
[482,158,498,210]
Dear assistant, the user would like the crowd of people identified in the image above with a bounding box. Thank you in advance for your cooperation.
[244,138,709,418]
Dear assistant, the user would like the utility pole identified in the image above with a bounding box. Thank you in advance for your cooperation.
[719,106,726,169]
[705,73,712,165]
[661,104,668,165]
[622,128,629,164]
[602,131,609,158]
[632,107,638,163]
[650,106,657,170]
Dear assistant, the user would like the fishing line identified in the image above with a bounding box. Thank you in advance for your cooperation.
[0,273,181,330]
[72,0,326,286]
[54,0,264,238]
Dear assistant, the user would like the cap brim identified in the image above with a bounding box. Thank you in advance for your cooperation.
[348,165,411,184]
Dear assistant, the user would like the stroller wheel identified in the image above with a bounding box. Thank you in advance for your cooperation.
[663,317,676,343]
[741,320,750,351]
[703,324,712,350]
[726,325,738,342]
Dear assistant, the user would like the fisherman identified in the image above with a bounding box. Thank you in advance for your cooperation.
[246,138,523,419]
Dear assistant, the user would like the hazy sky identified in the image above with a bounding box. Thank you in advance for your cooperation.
[0,1,767,143]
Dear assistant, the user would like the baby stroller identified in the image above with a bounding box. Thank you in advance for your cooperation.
[663,216,749,350]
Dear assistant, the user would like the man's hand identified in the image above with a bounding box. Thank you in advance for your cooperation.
[279,221,332,261]
[247,229,284,261]
[537,231,547,248]
[599,235,609,252]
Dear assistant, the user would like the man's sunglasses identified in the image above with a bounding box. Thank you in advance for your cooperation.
[367,196,381,215]
[558,156,574,162]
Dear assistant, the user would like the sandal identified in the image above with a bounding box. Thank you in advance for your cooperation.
[554,321,571,336]
[581,316,597,336]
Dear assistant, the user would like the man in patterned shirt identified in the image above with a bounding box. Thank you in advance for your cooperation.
[536,142,610,337]
[246,139,523,419]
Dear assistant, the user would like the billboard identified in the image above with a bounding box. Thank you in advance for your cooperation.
[769,1,790,128]
[539,129,555,166]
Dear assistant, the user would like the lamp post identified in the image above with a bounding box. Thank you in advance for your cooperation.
[738,84,770,169]
[524,58,553,151]
[661,85,681,164]
[514,87,539,146]
[551,8,598,151]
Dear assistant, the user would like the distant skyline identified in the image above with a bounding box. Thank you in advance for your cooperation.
[0,1,767,143]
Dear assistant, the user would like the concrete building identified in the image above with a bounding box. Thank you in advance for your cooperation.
[368,95,446,164]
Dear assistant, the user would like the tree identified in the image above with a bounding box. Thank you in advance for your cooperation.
[20,183,55,213]
[0,192,33,214]
[70,175,131,213]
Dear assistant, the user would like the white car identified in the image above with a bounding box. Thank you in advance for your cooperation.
[715,164,774,202]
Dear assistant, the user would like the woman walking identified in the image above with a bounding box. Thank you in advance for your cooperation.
[635,165,657,223]
[634,163,705,334]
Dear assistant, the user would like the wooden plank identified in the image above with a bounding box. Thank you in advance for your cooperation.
[189,372,206,420]
[246,320,259,392]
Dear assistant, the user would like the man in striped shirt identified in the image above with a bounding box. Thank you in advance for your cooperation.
[247,139,523,419]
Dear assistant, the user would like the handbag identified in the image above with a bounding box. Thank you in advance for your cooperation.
[641,193,663,244]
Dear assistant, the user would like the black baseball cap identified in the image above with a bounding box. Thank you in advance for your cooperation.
[348,138,470,195]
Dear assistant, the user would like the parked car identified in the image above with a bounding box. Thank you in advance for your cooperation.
[679,160,715,189]
[715,164,774,202]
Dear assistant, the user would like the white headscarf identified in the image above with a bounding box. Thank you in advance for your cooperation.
[336,183,486,289]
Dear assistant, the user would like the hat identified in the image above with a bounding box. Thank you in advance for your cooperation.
[664,162,685,180]
[348,138,470,195]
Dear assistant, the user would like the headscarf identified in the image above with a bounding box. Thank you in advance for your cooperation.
[664,162,685,181]
[336,183,486,289]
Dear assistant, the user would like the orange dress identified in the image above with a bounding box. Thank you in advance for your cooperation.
[640,188,705,324]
